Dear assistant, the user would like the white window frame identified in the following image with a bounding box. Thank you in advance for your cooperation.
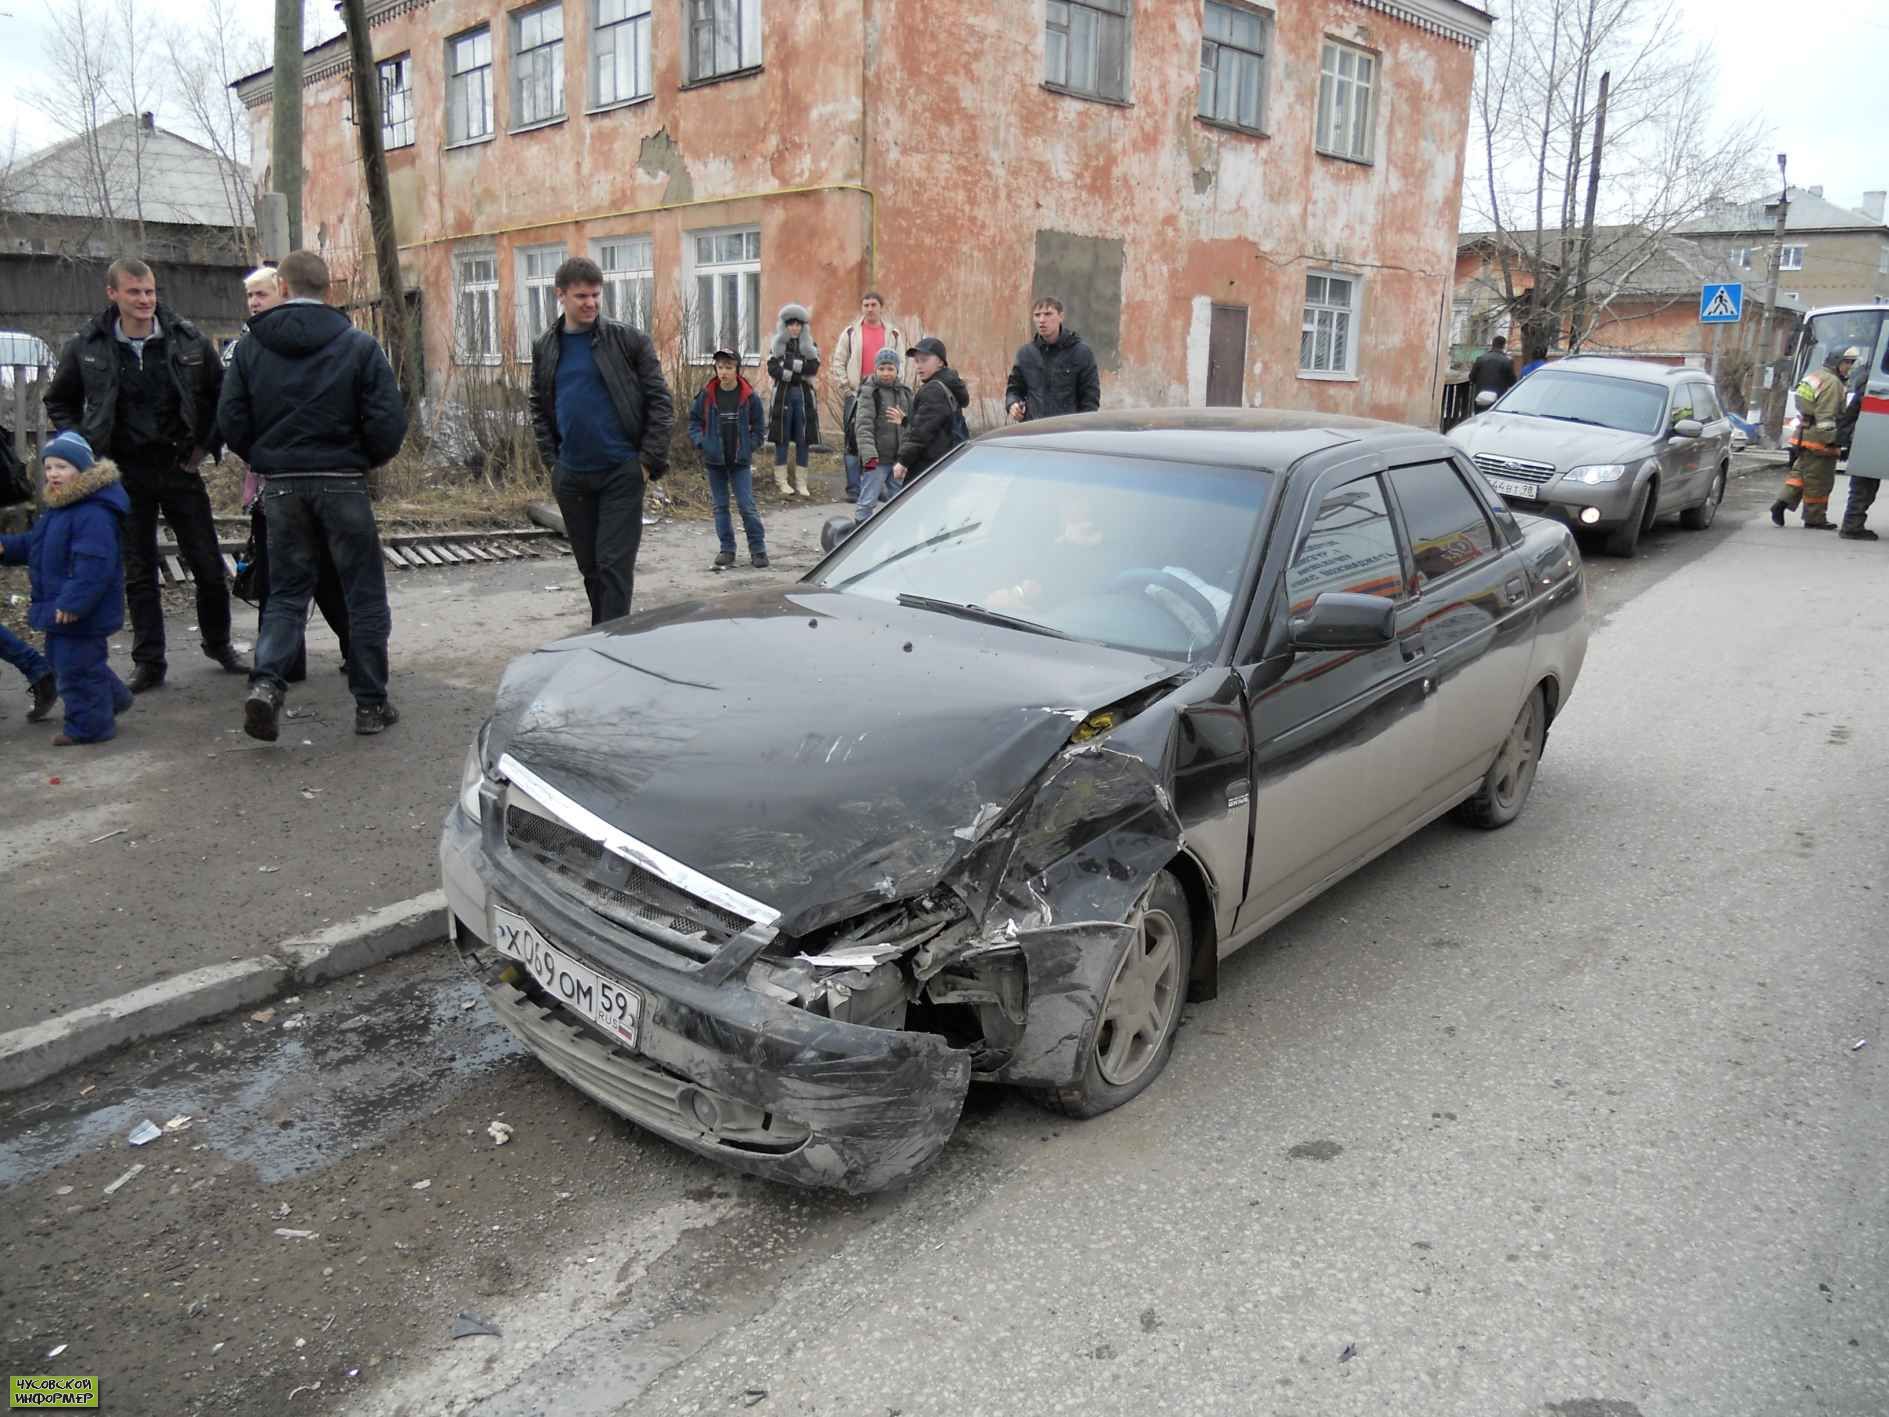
[515,243,566,358]
[511,2,566,130]
[1045,0,1132,103]
[592,0,654,109]
[593,235,655,328]
[445,27,494,147]
[1315,39,1376,163]
[689,226,762,362]
[1779,244,1805,272]
[686,0,763,84]
[1729,246,1751,270]
[453,246,501,365]
[1879,243,1889,276]
[1300,270,1360,380]
[1199,0,1269,133]
[378,55,414,149]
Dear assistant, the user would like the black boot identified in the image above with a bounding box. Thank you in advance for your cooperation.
[128,663,166,694]
[1769,501,1787,526]
[355,701,400,736]
[1839,525,1879,541]
[243,681,284,742]
[205,643,249,674]
[25,672,57,722]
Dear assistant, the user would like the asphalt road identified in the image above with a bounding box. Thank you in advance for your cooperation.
[1,462,1883,1417]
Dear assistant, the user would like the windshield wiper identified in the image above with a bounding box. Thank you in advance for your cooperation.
[895,592,1073,641]
[834,521,982,588]
[1534,413,1610,427]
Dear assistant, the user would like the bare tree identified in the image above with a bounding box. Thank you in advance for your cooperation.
[163,0,267,255]
[1465,0,1766,352]
[25,0,126,246]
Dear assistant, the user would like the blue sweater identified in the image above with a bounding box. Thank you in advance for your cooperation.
[554,329,640,473]
[0,461,131,637]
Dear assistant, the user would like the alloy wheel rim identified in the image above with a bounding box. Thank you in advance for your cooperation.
[1095,906,1185,1087]
[1491,695,1540,810]
[1704,473,1724,525]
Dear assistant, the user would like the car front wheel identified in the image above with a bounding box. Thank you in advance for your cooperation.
[1456,685,1544,830]
[1602,483,1651,557]
[1035,871,1193,1119]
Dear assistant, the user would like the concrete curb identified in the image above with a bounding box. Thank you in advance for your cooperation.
[0,890,448,1094]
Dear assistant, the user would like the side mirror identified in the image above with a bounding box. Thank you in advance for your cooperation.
[1289,592,1397,652]
[819,515,855,553]
[1670,418,1703,440]
[1474,390,1499,409]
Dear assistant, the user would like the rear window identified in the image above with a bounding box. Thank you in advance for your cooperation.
[1494,369,1667,435]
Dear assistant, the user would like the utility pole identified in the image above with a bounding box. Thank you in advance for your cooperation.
[1757,153,1789,446]
[1567,69,1610,354]
[271,0,304,250]
[340,0,414,405]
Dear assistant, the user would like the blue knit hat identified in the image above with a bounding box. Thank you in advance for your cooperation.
[41,431,96,472]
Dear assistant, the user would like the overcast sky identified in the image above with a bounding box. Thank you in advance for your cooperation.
[0,0,1882,213]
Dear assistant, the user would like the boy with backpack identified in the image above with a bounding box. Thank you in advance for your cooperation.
[0,431,134,745]
[850,347,916,524]
[892,337,972,487]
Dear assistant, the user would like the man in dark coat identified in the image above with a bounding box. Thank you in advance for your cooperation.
[1005,297,1101,422]
[219,249,408,742]
[1469,336,1516,400]
[44,256,242,692]
[529,256,674,625]
[894,337,972,483]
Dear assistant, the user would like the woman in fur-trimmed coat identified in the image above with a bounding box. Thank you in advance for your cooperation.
[766,302,821,497]
[0,431,134,745]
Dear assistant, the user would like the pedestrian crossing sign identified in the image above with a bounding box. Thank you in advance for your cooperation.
[1700,283,1743,324]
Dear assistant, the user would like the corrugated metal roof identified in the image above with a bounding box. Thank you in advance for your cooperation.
[8,117,249,229]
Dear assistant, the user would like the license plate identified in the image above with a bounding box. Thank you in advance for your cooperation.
[1488,476,1538,500]
[492,906,643,1050]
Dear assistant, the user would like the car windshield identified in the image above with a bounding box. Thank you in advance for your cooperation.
[813,446,1271,662]
[1493,369,1666,435]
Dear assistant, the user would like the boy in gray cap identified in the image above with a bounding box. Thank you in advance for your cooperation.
[851,346,914,524]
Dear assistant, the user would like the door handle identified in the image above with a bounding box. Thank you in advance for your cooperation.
[1504,575,1526,604]
[1399,632,1425,663]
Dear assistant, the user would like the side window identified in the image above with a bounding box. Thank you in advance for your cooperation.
[1286,476,1405,615]
[1691,383,1722,421]
[1387,461,1497,584]
[1667,387,1695,429]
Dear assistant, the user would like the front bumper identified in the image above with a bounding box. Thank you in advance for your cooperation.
[440,805,972,1193]
[1498,478,1641,531]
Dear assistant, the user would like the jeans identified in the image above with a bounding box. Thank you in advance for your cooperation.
[1,624,50,685]
[121,459,232,668]
[774,387,810,469]
[854,461,900,523]
[250,500,350,681]
[844,453,862,500]
[706,464,766,555]
[48,634,130,743]
[553,462,645,625]
[253,477,391,705]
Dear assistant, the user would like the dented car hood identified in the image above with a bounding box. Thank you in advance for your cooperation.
[486,587,1181,932]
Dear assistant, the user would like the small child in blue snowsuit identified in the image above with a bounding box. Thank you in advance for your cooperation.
[0,432,134,745]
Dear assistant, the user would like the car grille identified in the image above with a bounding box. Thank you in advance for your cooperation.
[504,804,750,962]
[1473,452,1558,484]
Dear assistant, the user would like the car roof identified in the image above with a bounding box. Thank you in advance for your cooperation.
[973,406,1448,470]
[1535,356,1705,384]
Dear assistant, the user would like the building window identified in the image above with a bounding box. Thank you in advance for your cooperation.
[516,244,565,356]
[692,227,761,360]
[445,27,494,145]
[454,248,500,363]
[1728,246,1751,269]
[1199,1,1267,131]
[1779,245,1805,271]
[595,236,654,327]
[1300,271,1358,377]
[687,0,762,83]
[1879,243,1889,275]
[1315,39,1375,162]
[594,0,653,107]
[1046,0,1130,103]
[378,55,414,149]
[512,3,565,128]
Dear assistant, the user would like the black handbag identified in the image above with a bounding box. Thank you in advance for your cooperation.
[232,527,261,604]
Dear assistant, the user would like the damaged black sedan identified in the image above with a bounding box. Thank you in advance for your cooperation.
[440,410,1587,1192]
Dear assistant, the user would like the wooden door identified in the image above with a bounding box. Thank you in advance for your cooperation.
[1206,304,1248,407]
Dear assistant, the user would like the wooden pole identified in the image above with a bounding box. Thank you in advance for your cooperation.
[271,0,304,249]
[340,0,415,406]
[1757,157,1790,445]
[1567,70,1609,354]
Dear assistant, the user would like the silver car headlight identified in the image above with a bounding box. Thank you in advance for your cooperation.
[1564,463,1629,485]
[459,724,491,822]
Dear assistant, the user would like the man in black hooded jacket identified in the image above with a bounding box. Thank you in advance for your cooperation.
[1004,297,1101,421]
[219,249,408,742]
[893,337,971,482]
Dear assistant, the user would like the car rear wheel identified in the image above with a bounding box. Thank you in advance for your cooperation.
[1035,871,1193,1119]
[1680,467,1726,530]
[1455,686,1544,830]
[1602,483,1651,557]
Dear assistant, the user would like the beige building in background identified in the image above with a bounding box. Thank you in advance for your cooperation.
[1681,187,1889,312]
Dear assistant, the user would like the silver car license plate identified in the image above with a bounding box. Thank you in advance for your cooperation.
[1488,476,1538,500]
[492,905,643,1050]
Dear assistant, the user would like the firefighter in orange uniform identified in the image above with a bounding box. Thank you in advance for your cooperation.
[1772,346,1860,530]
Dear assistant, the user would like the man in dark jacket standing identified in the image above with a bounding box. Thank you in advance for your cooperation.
[219,250,407,742]
[529,256,674,625]
[1469,336,1516,401]
[44,257,243,692]
[894,337,972,484]
[1005,297,1101,422]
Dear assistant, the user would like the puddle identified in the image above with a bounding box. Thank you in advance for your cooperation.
[0,956,527,1186]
